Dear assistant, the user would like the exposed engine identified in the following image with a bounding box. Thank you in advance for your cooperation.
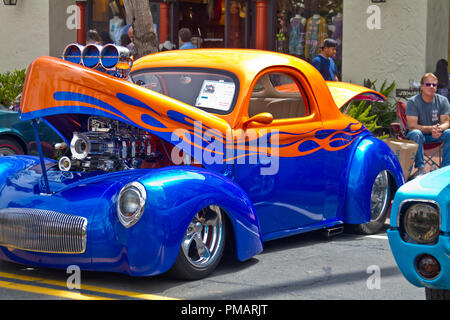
[59,117,164,172]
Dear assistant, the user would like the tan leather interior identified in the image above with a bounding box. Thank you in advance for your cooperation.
[248,97,306,119]
[248,73,308,119]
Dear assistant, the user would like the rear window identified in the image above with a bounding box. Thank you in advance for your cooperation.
[130,68,239,114]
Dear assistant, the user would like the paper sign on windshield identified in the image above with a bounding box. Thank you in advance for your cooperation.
[195,80,235,111]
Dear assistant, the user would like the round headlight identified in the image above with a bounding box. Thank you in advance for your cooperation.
[403,203,440,244]
[117,182,146,228]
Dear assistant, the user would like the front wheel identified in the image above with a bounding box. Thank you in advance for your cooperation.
[349,170,392,235]
[168,205,226,280]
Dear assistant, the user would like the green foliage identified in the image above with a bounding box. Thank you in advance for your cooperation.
[344,79,397,140]
[0,69,26,109]
[346,101,380,132]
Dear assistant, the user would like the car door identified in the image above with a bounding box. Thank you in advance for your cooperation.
[233,68,328,239]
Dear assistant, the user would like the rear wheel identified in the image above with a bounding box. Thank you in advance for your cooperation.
[350,170,391,235]
[0,138,24,156]
[168,205,226,280]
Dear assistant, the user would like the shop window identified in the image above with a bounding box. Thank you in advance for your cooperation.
[89,0,159,46]
[248,72,309,120]
[276,0,343,77]
[179,0,250,49]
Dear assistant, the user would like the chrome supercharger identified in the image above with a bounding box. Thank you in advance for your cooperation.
[58,117,162,172]
[58,44,154,172]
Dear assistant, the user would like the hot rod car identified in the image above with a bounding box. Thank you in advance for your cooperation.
[0,45,404,280]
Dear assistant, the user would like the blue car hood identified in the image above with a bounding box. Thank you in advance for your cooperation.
[0,156,146,221]
[397,166,450,198]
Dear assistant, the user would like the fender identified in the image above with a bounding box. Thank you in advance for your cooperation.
[0,159,263,276]
[122,166,263,276]
[344,136,405,224]
[0,130,27,153]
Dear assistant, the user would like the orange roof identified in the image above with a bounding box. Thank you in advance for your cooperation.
[132,49,326,90]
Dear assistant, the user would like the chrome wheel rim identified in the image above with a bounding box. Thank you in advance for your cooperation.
[182,205,224,269]
[370,170,390,221]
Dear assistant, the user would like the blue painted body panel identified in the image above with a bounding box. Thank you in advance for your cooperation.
[345,136,405,224]
[388,166,450,289]
[0,102,406,277]
[0,156,262,276]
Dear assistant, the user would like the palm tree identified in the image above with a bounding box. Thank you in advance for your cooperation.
[123,0,159,59]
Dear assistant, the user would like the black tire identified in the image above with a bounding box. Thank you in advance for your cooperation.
[168,205,226,280]
[348,170,392,235]
[425,288,450,300]
[0,138,24,156]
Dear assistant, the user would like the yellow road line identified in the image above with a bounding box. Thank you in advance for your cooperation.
[0,279,114,300]
[0,271,177,300]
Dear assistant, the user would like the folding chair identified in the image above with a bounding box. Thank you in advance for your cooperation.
[391,100,442,171]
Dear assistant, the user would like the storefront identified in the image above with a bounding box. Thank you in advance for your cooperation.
[82,0,342,73]
[275,0,343,68]
[85,0,253,49]
[1,0,447,91]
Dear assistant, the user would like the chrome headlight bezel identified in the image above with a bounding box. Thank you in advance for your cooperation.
[117,182,147,228]
[399,200,441,245]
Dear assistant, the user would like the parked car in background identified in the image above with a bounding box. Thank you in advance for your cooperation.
[388,166,450,300]
[0,103,62,157]
[0,47,404,280]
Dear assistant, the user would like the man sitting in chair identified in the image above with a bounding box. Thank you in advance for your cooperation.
[406,73,450,176]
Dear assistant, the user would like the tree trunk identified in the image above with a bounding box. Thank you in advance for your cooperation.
[123,0,159,59]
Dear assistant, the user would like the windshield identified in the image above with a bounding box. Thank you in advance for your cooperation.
[130,68,239,114]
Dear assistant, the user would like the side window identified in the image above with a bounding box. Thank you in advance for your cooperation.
[248,72,309,120]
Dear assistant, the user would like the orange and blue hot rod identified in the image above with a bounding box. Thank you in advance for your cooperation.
[0,45,404,279]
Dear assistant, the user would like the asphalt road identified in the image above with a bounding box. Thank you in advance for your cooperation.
[0,224,424,301]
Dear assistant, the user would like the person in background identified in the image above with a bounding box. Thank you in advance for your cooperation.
[99,30,113,44]
[311,38,339,81]
[159,40,176,51]
[120,33,131,47]
[178,28,197,50]
[406,72,450,176]
[435,59,449,99]
[86,29,103,45]
[126,26,137,57]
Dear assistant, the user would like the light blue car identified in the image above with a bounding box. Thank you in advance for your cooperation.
[388,166,450,300]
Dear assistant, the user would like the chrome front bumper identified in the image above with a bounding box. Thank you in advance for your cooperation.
[0,208,87,254]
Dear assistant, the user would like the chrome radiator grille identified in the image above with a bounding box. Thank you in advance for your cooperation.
[0,208,87,254]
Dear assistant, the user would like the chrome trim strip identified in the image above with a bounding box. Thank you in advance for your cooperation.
[0,208,87,254]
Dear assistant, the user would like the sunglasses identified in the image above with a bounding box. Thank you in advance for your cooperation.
[425,83,437,87]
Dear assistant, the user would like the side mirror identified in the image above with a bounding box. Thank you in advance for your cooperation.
[243,112,274,126]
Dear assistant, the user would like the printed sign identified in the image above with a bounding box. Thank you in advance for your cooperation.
[195,80,236,111]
